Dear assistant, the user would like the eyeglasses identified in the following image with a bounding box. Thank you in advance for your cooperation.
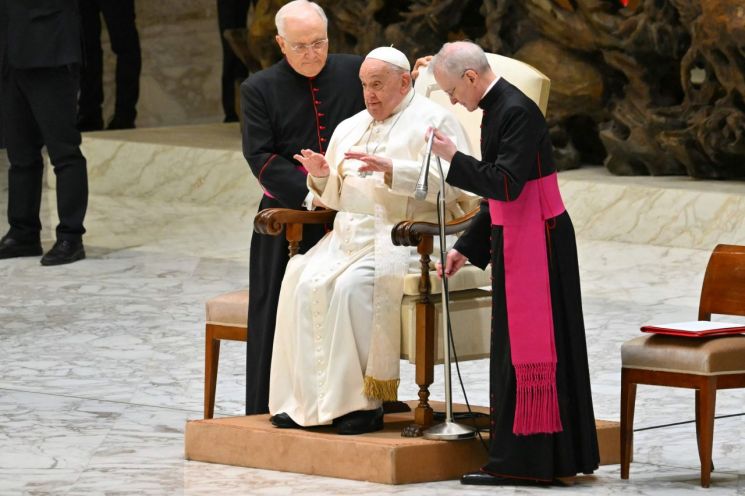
[284,38,328,54]
[444,69,470,98]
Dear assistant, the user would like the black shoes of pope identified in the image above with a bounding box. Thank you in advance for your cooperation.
[0,235,43,259]
[40,239,86,266]
[460,471,550,486]
[334,407,384,435]
[269,412,300,429]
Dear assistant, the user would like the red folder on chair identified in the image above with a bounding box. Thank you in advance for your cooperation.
[641,321,745,338]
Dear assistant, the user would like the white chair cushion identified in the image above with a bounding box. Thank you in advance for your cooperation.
[400,288,492,363]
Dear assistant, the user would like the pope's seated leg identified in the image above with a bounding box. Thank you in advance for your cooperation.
[268,246,383,434]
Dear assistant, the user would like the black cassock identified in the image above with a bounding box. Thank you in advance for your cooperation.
[448,79,599,480]
[241,54,365,415]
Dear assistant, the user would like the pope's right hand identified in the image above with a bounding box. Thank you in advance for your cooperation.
[294,149,330,177]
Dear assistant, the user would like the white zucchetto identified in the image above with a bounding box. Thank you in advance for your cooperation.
[365,46,411,72]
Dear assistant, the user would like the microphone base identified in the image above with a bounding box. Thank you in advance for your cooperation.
[423,421,478,440]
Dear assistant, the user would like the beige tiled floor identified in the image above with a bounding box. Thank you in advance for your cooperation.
[1,130,744,495]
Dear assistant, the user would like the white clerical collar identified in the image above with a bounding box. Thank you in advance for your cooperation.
[481,76,500,100]
[375,88,415,124]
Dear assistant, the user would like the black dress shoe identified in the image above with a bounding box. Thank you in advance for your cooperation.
[382,400,411,414]
[107,115,135,130]
[77,114,104,132]
[0,235,42,259]
[40,239,85,266]
[269,412,300,429]
[335,407,384,435]
[460,471,550,486]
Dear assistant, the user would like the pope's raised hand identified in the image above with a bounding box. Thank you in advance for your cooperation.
[294,149,330,177]
[345,151,393,174]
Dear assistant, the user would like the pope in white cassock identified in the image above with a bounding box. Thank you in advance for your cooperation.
[268,46,474,435]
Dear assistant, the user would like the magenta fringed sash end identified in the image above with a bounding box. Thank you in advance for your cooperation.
[513,362,562,435]
[489,172,566,436]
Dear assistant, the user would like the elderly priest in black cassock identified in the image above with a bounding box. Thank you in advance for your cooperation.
[429,41,600,486]
[240,0,364,415]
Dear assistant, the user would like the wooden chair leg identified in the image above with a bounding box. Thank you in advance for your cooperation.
[695,389,716,475]
[204,325,221,419]
[403,301,435,437]
[620,368,637,480]
[696,377,717,488]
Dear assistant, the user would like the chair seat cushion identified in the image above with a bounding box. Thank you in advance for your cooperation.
[621,334,745,375]
[400,289,492,362]
[205,290,248,327]
[402,264,491,296]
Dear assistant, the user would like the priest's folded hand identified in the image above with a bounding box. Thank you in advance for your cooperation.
[294,148,330,177]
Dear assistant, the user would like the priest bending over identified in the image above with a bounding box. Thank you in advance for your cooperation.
[429,41,599,486]
[268,46,474,435]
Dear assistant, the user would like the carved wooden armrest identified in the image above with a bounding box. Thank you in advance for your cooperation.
[390,207,479,248]
[390,207,479,298]
[254,207,338,258]
[254,208,338,236]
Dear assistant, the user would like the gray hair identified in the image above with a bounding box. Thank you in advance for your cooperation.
[366,59,413,88]
[384,61,413,87]
[431,41,491,78]
[381,61,407,76]
[275,0,328,38]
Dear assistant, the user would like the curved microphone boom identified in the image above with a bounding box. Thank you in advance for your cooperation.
[414,129,435,200]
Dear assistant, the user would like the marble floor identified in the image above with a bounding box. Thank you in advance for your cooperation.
[1,136,744,494]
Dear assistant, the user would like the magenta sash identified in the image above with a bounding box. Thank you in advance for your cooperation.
[488,172,565,435]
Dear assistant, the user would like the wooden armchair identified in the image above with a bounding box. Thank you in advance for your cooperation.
[391,208,487,435]
[253,204,491,436]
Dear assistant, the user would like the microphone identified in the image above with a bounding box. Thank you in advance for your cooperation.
[414,129,435,200]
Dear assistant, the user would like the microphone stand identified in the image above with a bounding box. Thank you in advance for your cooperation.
[422,148,477,441]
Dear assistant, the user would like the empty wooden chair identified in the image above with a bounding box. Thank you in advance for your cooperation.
[620,243,745,487]
[204,290,249,419]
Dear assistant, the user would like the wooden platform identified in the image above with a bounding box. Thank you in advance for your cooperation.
[185,402,621,484]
